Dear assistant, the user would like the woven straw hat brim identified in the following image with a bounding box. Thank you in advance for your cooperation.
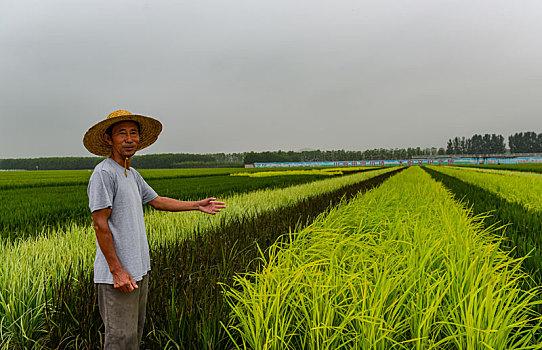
[83,114,162,157]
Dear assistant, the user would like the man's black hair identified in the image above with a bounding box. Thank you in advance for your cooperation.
[105,120,141,136]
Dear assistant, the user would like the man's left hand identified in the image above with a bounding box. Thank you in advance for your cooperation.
[197,197,226,215]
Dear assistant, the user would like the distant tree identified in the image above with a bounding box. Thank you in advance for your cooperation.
[446,139,453,155]
[491,134,506,153]
[486,134,493,154]
[526,132,538,152]
[469,134,482,154]
[508,132,541,153]
[451,137,459,154]
[458,137,467,154]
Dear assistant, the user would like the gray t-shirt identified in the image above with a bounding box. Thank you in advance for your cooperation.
[87,157,158,284]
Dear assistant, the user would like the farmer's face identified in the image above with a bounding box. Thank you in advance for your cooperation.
[107,121,140,158]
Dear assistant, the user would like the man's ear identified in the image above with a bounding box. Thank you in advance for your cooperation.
[103,133,113,146]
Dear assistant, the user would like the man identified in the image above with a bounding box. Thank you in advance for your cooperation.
[83,110,226,349]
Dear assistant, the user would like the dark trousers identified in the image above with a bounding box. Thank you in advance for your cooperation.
[96,274,149,350]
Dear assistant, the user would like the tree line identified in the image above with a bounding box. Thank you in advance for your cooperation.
[446,134,506,155]
[1,131,539,170]
[508,132,542,153]
[243,148,447,164]
[446,132,542,155]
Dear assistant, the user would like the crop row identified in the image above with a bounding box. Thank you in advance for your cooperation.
[428,166,542,211]
[0,167,395,349]
[425,166,542,284]
[223,167,542,349]
[230,167,379,178]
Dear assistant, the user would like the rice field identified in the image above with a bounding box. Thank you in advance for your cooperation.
[224,167,541,349]
[1,164,541,349]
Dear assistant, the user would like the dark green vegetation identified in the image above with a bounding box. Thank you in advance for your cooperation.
[508,132,542,153]
[446,134,506,154]
[446,131,542,154]
[457,163,542,174]
[423,167,542,284]
[0,153,246,170]
[44,169,403,349]
[0,174,335,242]
[243,148,448,162]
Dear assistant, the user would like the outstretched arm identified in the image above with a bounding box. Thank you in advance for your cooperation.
[148,196,226,214]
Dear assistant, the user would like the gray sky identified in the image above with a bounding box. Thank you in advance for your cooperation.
[1,0,541,158]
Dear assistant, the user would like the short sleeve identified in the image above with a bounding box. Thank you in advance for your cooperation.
[134,171,158,205]
[88,170,115,212]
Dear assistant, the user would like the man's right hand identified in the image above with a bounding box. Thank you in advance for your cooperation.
[112,268,138,293]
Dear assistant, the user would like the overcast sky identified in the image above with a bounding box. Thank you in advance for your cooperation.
[1,0,541,158]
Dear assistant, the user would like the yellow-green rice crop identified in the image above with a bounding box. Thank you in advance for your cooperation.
[230,167,379,178]
[0,167,395,348]
[430,166,542,212]
[458,163,542,174]
[223,167,542,349]
[230,170,342,177]
[324,166,378,172]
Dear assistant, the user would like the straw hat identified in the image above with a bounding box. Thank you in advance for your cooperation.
[83,109,162,157]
